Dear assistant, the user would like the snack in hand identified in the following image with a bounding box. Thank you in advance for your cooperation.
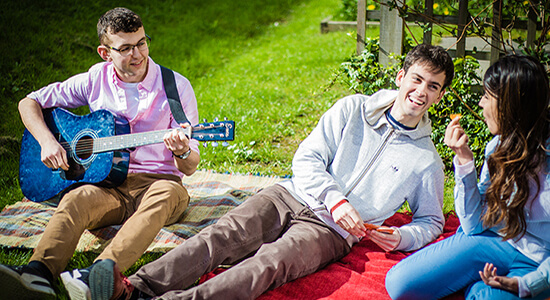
[364,223,379,230]
[376,227,395,234]
[364,223,394,234]
[450,113,462,120]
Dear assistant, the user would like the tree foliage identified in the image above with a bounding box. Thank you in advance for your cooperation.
[339,0,550,65]
[388,0,549,65]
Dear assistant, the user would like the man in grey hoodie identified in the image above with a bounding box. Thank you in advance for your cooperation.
[68,44,454,300]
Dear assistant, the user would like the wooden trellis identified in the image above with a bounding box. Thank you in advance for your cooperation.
[354,0,544,66]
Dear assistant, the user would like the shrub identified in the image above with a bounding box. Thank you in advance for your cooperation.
[431,55,491,172]
[337,37,400,94]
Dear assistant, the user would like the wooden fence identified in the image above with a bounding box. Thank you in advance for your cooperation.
[322,0,546,66]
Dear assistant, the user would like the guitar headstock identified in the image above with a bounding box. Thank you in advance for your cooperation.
[191,119,235,144]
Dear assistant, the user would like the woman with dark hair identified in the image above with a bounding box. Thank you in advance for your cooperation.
[385,55,550,299]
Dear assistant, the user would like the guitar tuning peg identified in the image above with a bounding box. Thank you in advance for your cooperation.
[203,118,207,123]
[222,141,229,147]
[212,142,219,147]
[203,142,208,147]
[224,117,228,121]
[214,117,219,122]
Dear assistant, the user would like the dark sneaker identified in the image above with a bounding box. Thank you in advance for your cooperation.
[0,264,55,300]
[63,259,135,300]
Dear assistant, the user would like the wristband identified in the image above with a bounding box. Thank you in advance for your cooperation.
[330,199,349,214]
[173,148,192,160]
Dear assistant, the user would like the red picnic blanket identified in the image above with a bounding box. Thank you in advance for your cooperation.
[201,212,463,300]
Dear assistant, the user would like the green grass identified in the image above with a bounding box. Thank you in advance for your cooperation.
[0,0,456,298]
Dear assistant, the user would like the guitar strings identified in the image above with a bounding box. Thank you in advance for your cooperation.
[55,124,229,156]
[57,140,94,156]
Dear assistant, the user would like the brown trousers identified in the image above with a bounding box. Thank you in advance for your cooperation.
[31,173,189,276]
[130,184,351,300]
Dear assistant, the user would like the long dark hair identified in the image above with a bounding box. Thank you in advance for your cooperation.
[482,55,550,240]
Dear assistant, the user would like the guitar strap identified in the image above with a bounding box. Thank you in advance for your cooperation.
[160,65,189,124]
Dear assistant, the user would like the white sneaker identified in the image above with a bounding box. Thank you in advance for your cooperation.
[61,269,92,300]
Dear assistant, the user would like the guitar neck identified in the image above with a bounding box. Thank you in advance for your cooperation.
[93,128,178,153]
[91,120,234,153]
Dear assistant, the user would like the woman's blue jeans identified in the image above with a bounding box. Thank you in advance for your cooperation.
[385,227,550,300]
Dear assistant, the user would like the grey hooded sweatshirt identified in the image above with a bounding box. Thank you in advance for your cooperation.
[278,90,445,251]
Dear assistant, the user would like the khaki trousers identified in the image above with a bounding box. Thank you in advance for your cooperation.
[31,173,189,276]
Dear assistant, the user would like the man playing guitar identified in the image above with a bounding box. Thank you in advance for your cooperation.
[0,7,200,300]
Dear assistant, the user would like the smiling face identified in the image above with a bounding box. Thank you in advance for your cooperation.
[97,26,149,83]
[391,63,447,128]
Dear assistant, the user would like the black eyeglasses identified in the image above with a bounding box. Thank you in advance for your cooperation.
[106,34,151,57]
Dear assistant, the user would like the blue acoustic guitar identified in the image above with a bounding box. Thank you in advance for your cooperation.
[19,107,235,202]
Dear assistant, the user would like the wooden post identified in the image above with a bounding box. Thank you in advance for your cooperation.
[379,2,404,66]
[491,0,502,64]
[357,0,366,55]
[423,0,434,45]
[526,1,537,49]
[456,0,468,57]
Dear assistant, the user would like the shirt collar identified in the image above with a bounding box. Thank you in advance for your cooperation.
[385,109,416,130]
[139,57,157,92]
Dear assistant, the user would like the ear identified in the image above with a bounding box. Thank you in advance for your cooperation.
[395,69,405,87]
[97,46,111,62]
[435,88,446,104]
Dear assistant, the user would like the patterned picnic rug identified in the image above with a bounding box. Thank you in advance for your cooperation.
[0,170,283,253]
[0,171,466,299]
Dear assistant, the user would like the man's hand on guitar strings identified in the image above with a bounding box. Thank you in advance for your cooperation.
[163,123,191,156]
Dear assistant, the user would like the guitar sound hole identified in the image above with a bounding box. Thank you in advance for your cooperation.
[63,135,94,181]
[75,136,94,160]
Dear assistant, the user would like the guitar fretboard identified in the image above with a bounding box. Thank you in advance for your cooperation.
[93,128,188,153]
[90,121,233,153]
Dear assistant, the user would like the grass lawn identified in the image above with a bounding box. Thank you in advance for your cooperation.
[0,0,455,298]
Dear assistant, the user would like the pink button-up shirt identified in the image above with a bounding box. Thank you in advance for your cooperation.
[27,57,199,177]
